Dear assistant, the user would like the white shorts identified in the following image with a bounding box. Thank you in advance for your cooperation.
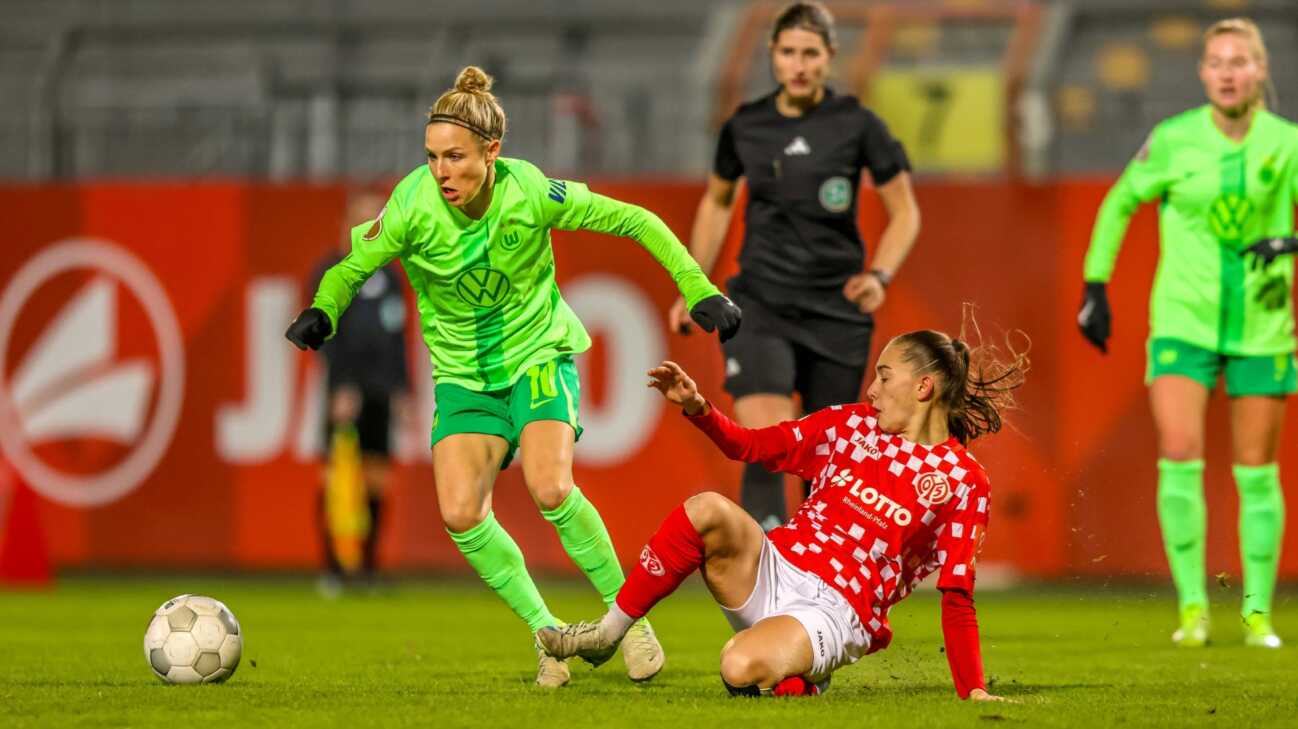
[720,538,871,682]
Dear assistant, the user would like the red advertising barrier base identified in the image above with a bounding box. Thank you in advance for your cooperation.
[0,464,52,588]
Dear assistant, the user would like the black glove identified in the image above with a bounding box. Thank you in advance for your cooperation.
[1242,236,1298,271]
[690,294,742,343]
[286,307,332,350]
[1077,282,1110,354]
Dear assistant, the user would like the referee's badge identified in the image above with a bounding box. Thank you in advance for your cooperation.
[819,176,851,213]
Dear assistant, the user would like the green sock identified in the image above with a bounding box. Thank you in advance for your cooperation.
[447,513,558,633]
[542,486,625,607]
[1233,463,1285,618]
[1157,459,1207,611]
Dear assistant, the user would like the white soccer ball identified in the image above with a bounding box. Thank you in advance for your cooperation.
[143,594,242,684]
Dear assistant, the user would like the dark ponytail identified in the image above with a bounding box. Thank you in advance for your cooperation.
[893,311,1029,445]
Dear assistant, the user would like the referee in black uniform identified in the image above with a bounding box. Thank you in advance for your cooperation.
[668,1,920,530]
[310,189,411,593]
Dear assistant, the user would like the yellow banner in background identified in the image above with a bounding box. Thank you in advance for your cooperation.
[867,66,1004,174]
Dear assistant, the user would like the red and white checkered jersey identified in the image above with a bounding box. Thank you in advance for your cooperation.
[691,402,991,653]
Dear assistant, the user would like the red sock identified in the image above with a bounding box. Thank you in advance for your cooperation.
[614,504,704,618]
[773,676,819,697]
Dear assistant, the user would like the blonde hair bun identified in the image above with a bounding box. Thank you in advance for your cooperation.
[428,66,507,141]
[454,66,494,94]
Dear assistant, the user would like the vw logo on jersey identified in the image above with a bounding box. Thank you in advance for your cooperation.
[914,472,953,507]
[1208,193,1253,241]
[454,266,512,309]
[819,176,852,213]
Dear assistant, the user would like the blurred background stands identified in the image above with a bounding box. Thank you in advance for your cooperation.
[0,0,1295,181]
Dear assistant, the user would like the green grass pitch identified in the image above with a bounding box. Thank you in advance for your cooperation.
[2,577,1296,727]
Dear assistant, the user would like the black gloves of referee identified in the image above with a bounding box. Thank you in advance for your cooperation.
[1077,282,1111,354]
[690,294,743,343]
[286,307,332,350]
[1242,236,1298,271]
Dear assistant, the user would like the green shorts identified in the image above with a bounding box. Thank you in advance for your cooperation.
[1146,337,1297,396]
[429,355,583,468]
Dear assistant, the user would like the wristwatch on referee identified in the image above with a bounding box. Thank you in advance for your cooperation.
[868,269,892,288]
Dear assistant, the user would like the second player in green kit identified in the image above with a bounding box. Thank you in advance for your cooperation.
[287,66,741,687]
[1078,18,1293,649]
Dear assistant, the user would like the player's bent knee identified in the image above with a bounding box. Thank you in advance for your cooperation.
[719,645,772,689]
[440,503,490,535]
[684,491,736,532]
[527,478,572,511]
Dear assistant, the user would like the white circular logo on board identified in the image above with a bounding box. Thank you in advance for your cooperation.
[0,239,185,507]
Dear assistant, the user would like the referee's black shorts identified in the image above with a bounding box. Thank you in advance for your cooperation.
[323,390,393,457]
[721,291,870,414]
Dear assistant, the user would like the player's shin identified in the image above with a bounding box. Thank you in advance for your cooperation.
[447,512,558,632]
[542,485,625,606]
[611,504,705,633]
[1157,459,1208,612]
[1233,463,1284,619]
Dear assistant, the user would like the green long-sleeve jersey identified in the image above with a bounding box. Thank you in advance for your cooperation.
[312,157,721,391]
[1084,105,1298,355]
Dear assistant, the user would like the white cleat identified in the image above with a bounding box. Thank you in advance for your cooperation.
[1171,605,1209,648]
[621,619,665,682]
[1243,613,1283,649]
[534,632,571,687]
[537,621,620,667]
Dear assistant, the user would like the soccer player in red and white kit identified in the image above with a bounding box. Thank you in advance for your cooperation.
[539,326,1026,699]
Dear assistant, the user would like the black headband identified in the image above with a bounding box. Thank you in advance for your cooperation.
[426,113,497,140]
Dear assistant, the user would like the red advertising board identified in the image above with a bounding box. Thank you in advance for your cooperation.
[1,179,1295,579]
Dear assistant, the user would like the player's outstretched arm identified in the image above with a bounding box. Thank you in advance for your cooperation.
[574,192,742,341]
[670,174,739,334]
[648,361,818,477]
[941,587,1002,701]
[647,361,709,415]
[293,196,409,349]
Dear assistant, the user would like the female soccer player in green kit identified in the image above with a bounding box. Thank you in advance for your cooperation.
[1078,19,1296,649]
[286,66,741,686]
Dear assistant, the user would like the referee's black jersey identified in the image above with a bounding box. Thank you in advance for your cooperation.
[714,88,910,298]
[309,253,410,396]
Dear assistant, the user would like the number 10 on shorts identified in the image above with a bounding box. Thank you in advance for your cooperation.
[527,361,559,407]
